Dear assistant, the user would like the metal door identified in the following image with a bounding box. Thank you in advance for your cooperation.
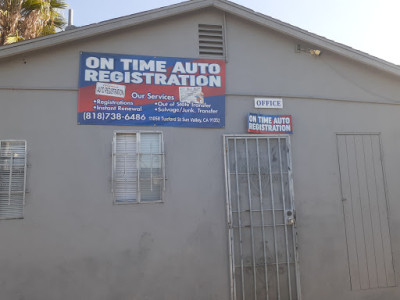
[224,135,301,300]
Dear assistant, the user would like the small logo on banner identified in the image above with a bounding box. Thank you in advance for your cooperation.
[95,82,126,98]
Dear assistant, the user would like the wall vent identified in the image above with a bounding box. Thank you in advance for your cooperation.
[198,24,224,57]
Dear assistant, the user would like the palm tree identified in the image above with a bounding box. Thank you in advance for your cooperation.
[0,0,67,45]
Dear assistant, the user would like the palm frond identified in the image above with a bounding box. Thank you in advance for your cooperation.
[0,0,67,45]
[5,33,24,44]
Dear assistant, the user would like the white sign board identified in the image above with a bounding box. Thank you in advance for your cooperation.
[254,98,283,109]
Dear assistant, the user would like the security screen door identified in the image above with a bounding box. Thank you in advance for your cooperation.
[224,135,301,300]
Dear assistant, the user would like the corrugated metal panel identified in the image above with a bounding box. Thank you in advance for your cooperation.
[0,140,27,219]
[199,24,225,56]
[337,134,395,290]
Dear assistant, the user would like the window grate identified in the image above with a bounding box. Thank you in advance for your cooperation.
[0,140,27,219]
[112,132,165,204]
[224,136,301,300]
[199,24,224,56]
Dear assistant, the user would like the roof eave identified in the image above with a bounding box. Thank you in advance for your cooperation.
[0,0,212,60]
[213,0,400,77]
[1,0,399,77]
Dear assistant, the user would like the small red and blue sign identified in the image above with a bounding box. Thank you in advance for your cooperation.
[78,52,225,127]
[248,113,293,134]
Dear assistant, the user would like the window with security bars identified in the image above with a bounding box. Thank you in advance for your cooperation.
[0,140,27,219]
[112,132,165,203]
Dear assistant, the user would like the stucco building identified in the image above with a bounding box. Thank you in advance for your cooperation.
[1,1,400,299]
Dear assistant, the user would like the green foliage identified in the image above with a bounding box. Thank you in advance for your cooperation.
[0,0,67,45]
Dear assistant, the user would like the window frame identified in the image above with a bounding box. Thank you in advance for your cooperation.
[0,140,27,220]
[112,131,165,205]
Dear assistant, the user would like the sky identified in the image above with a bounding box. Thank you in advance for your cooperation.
[62,0,400,65]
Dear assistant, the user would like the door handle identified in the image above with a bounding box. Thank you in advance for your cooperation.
[285,209,295,225]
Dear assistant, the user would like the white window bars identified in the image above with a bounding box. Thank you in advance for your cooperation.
[0,140,27,219]
[112,131,165,203]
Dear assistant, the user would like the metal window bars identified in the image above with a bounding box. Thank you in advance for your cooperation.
[112,132,165,203]
[224,135,301,300]
[0,140,27,219]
